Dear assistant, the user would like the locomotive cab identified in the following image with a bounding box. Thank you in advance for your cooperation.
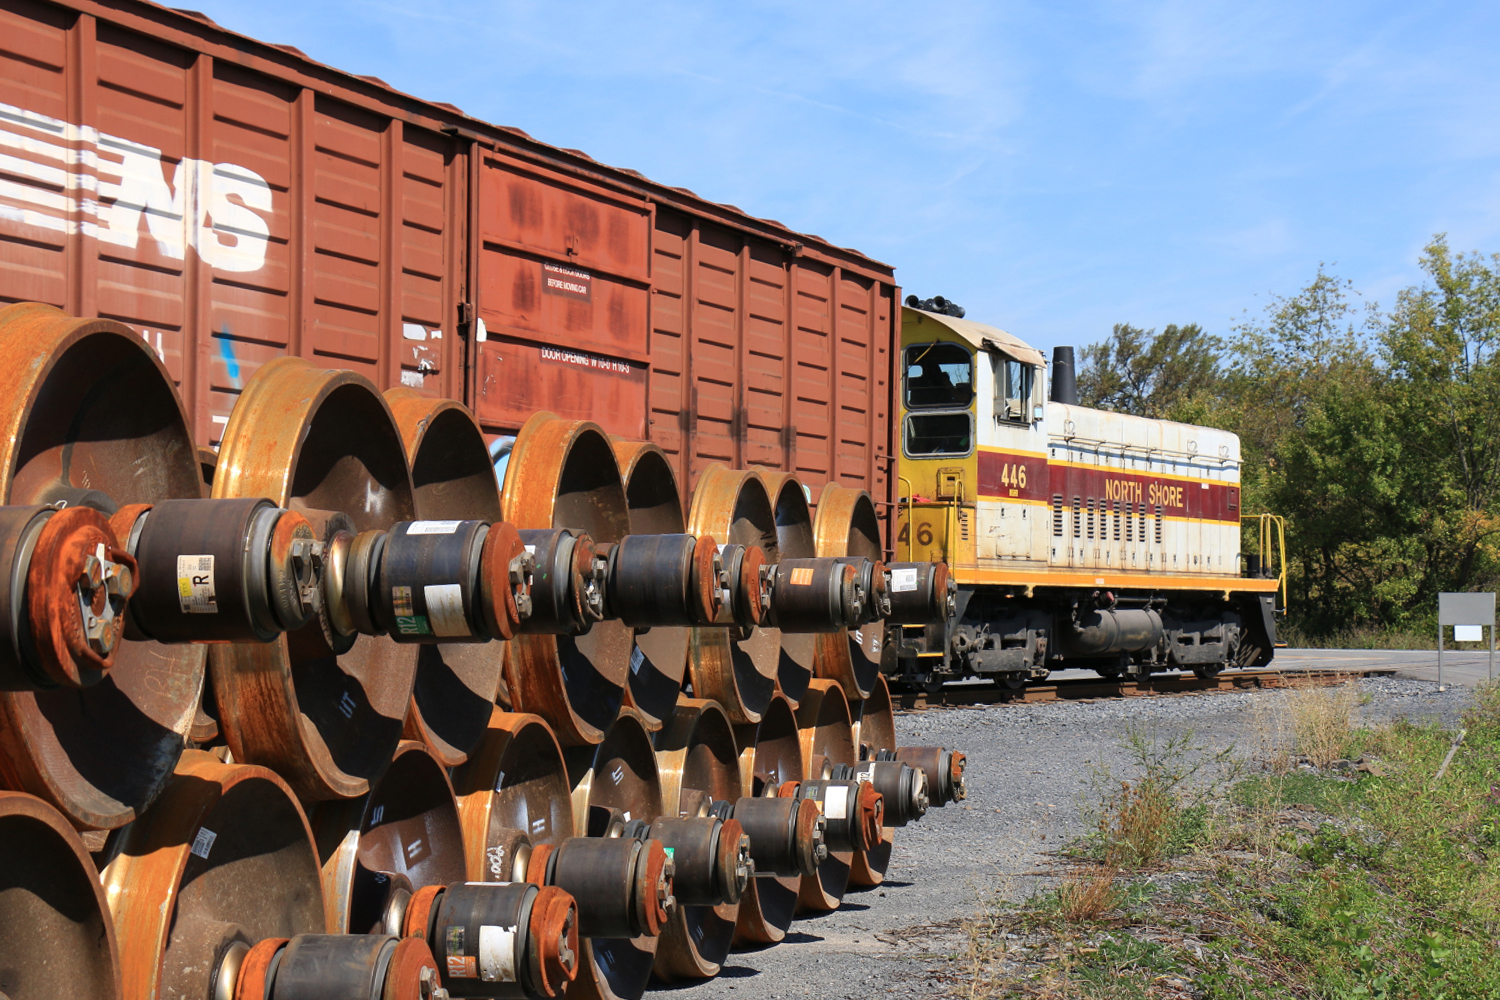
[891,304,1279,691]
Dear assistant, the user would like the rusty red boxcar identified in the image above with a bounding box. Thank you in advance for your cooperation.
[0,0,899,534]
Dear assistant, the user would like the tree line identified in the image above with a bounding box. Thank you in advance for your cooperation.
[1077,236,1500,641]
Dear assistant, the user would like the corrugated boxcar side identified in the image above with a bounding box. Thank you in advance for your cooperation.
[0,0,897,538]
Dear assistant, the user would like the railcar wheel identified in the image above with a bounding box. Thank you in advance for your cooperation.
[731,693,805,946]
[452,710,575,880]
[685,466,779,724]
[812,484,885,701]
[652,697,743,980]
[310,740,467,934]
[502,413,633,747]
[613,439,691,731]
[849,676,897,887]
[563,708,665,1000]
[386,389,507,765]
[794,679,856,912]
[760,472,818,705]
[0,303,205,830]
[211,358,418,802]
[99,751,326,1000]
[0,791,122,1000]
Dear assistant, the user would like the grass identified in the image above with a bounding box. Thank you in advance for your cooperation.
[957,680,1500,1000]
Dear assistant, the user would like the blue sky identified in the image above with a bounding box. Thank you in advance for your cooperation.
[192,0,1500,357]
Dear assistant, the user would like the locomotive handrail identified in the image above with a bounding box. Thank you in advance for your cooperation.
[1243,512,1288,611]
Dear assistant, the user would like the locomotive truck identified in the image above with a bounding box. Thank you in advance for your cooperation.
[885,300,1282,690]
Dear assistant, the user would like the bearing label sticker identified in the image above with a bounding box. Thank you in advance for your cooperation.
[408,520,462,535]
[890,568,919,593]
[176,555,217,613]
[823,784,850,820]
[392,585,431,636]
[189,827,217,860]
[478,925,518,982]
[445,926,476,978]
[789,566,814,586]
[424,583,470,637]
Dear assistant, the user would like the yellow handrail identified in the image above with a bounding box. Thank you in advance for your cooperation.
[1243,512,1288,610]
[897,476,914,560]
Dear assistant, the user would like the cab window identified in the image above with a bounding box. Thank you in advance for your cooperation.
[992,353,1036,423]
[904,343,973,409]
[904,412,974,457]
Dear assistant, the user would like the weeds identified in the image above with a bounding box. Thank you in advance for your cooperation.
[1286,678,1358,767]
[959,682,1500,1000]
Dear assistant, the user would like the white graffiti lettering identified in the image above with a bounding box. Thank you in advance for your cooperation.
[0,100,271,273]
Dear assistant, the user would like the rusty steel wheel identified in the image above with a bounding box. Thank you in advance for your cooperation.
[501,413,633,747]
[99,751,326,1000]
[310,740,468,934]
[564,708,663,1000]
[386,388,507,765]
[730,693,805,946]
[685,466,779,725]
[0,303,205,830]
[813,484,885,701]
[758,472,819,706]
[652,697,743,980]
[612,439,690,732]
[452,709,575,880]
[0,791,122,999]
[795,679,856,912]
[850,674,898,887]
[211,357,418,802]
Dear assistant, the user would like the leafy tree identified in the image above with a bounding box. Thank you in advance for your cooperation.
[1077,323,1223,421]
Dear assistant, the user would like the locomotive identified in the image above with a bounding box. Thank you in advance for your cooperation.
[886,300,1280,689]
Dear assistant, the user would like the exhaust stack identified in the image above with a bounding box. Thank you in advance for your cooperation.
[1050,346,1078,406]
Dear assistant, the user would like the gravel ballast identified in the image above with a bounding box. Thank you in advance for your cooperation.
[666,676,1473,999]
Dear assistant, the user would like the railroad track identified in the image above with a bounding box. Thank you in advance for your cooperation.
[893,667,1399,712]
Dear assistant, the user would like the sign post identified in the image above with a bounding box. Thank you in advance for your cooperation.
[1438,592,1496,690]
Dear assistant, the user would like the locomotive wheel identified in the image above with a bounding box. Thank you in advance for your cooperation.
[812,484,884,700]
[652,697,743,980]
[99,751,326,999]
[730,693,805,946]
[386,389,507,765]
[759,472,819,705]
[0,791,122,1000]
[0,303,205,830]
[794,679,856,913]
[501,413,633,747]
[211,358,419,802]
[452,710,575,879]
[612,439,690,732]
[685,466,780,724]
[563,708,664,1000]
[310,740,468,934]
[849,675,897,888]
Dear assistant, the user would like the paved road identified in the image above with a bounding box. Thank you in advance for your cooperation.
[1272,647,1498,687]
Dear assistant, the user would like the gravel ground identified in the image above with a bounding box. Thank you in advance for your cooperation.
[665,676,1473,999]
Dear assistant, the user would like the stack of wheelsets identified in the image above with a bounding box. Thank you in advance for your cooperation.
[0,303,966,1000]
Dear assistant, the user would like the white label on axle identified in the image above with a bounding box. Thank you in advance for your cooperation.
[424,584,471,637]
[177,555,217,613]
[630,645,645,675]
[890,568,919,593]
[190,827,217,860]
[408,520,462,535]
[823,785,850,820]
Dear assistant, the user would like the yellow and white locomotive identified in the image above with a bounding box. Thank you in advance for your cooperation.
[889,301,1280,688]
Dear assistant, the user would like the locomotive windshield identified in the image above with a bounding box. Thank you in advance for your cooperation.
[904,343,973,409]
[904,412,974,456]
